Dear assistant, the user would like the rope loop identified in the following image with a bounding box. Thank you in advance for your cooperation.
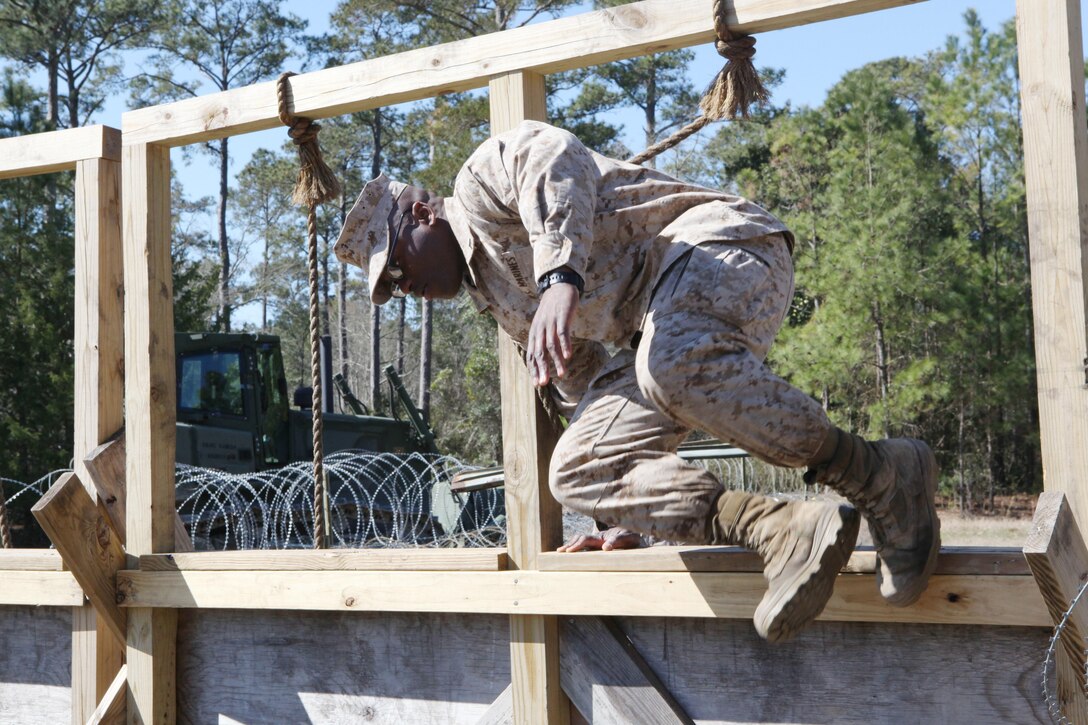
[715,36,757,61]
[625,0,769,166]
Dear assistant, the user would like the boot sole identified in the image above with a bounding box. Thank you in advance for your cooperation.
[755,504,860,643]
[879,439,942,607]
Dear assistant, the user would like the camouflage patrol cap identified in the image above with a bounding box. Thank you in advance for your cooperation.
[333,172,408,305]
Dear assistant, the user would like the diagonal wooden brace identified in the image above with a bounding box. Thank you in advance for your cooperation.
[84,429,194,552]
[1024,491,1088,722]
[86,663,127,725]
[32,472,127,647]
[560,616,693,725]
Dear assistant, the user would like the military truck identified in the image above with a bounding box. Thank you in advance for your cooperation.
[175,332,433,473]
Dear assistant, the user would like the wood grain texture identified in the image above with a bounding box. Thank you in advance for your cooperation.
[87,664,127,725]
[122,143,176,558]
[476,685,513,725]
[139,548,506,571]
[122,142,177,725]
[121,0,923,146]
[31,472,127,646]
[0,605,72,724]
[539,545,1031,575]
[0,549,64,570]
[0,126,120,179]
[491,70,568,725]
[560,617,692,724]
[1024,491,1088,723]
[84,434,194,553]
[126,608,176,725]
[0,571,84,608]
[174,610,509,724]
[72,148,127,725]
[1016,0,1088,530]
[621,617,1049,723]
[114,570,1049,626]
[74,158,124,492]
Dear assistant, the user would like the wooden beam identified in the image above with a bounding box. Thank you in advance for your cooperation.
[476,684,513,725]
[121,0,924,147]
[0,549,65,570]
[0,571,85,606]
[1016,0,1088,528]
[87,664,127,725]
[73,151,127,724]
[139,548,507,571]
[538,545,1031,575]
[491,70,569,725]
[114,569,1050,627]
[122,141,177,724]
[560,617,692,724]
[1024,491,1088,722]
[0,126,120,179]
[31,472,127,647]
[84,433,194,552]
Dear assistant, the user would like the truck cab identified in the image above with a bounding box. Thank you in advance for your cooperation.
[175,332,424,473]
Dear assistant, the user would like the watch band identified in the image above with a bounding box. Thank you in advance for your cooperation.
[537,269,585,296]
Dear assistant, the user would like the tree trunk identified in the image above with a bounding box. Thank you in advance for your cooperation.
[217,136,231,331]
[419,299,432,421]
[370,302,381,411]
[46,49,59,129]
[872,300,889,437]
[320,232,330,337]
[396,298,406,374]
[644,64,657,169]
[337,261,349,380]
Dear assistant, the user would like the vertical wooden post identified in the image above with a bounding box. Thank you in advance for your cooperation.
[71,151,126,723]
[490,71,570,725]
[1017,0,1088,716]
[1016,0,1088,525]
[122,141,177,724]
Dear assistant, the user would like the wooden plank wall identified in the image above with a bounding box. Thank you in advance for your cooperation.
[0,606,72,724]
[174,611,510,723]
[160,612,1052,724]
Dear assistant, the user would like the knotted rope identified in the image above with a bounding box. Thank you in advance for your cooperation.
[627,0,768,165]
[276,71,342,549]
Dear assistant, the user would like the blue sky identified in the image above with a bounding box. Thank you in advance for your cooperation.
[134,1,1034,193]
[52,0,1070,324]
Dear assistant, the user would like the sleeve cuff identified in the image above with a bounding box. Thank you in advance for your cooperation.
[532,231,587,282]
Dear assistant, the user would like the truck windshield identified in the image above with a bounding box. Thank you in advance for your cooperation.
[178,351,245,417]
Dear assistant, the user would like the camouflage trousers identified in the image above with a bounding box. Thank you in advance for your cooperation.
[549,234,832,544]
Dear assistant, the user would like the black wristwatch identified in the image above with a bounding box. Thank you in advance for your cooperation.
[537,269,584,296]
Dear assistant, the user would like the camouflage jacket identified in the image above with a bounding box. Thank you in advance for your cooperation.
[443,121,792,406]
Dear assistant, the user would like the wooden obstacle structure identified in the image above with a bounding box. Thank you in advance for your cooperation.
[1,0,1086,721]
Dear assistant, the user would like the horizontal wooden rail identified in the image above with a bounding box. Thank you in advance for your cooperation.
[116,569,1048,627]
[122,0,925,147]
[139,548,508,571]
[0,571,85,607]
[0,126,120,179]
[0,549,66,571]
[538,545,1031,575]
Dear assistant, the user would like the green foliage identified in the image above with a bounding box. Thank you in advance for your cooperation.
[702,15,1040,507]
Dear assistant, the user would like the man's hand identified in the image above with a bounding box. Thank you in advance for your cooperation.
[556,526,643,553]
[527,281,579,386]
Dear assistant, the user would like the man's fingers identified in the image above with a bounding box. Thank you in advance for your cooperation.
[545,323,566,380]
[557,534,603,553]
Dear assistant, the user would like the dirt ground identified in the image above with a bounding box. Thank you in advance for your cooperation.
[564,493,1040,548]
[930,493,1037,547]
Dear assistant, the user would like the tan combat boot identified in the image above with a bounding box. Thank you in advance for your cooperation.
[711,490,859,643]
[805,430,941,607]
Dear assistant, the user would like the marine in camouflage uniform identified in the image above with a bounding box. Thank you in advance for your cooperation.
[334,121,940,642]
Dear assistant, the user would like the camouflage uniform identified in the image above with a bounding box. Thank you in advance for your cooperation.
[443,121,833,543]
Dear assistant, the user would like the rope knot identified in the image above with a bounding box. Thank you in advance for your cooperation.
[276,71,342,207]
[715,36,757,61]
